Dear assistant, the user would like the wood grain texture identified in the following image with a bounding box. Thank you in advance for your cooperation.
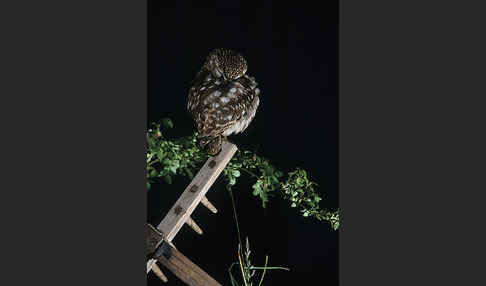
[147,258,157,273]
[147,141,237,276]
[152,262,168,283]
[201,196,218,213]
[147,241,177,273]
[186,216,203,235]
[147,223,163,256]
[157,141,237,241]
[157,243,222,286]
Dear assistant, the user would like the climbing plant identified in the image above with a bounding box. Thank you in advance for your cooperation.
[146,118,339,231]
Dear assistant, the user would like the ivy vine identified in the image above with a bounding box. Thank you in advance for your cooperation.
[147,118,339,231]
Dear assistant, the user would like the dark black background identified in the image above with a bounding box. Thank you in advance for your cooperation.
[148,1,338,285]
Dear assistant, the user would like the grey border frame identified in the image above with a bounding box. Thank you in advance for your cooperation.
[340,0,486,285]
[2,0,147,285]
[3,0,486,285]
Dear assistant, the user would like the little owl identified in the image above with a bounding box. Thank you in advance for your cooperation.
[187,49,260,155]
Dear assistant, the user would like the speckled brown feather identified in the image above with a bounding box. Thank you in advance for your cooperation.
[187,49,260,155]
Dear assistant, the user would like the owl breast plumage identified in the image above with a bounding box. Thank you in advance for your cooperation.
[187,49,260,154]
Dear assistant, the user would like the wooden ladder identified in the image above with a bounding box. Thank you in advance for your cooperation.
[147,141,238,286]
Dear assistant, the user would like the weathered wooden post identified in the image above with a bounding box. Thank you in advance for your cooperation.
[147,141,238,286]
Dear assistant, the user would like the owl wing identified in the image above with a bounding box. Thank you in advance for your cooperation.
[228,75,260,135]
[187,69,210,114]
[188,76,258,138]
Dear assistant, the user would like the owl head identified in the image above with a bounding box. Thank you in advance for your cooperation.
[204,49,248,80]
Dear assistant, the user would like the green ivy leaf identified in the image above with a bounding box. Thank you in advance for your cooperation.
[162,118,173,129]
[252,185,260,196]
[164,175,172,184]
[150,169,158,177]
[146,118,339,230]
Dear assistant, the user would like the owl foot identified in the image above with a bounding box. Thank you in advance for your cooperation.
[198,136,212,148]
[207,136,222,156]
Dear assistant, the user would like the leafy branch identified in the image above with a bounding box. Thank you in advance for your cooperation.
[147,118,340,231]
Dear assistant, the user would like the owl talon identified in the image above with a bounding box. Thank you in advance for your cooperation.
[207,136,222,156]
